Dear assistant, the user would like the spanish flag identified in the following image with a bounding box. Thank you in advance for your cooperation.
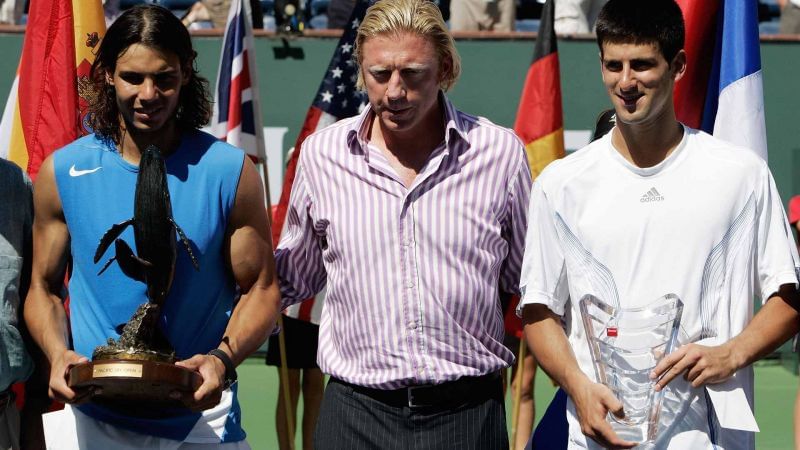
[0,0,106,179]
[513,0,564,180]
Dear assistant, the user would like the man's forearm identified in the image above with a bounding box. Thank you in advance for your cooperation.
[523,304,636,448]
[217,283,281,366]
[522,303,591,395]
[653,285,800,389]
[24,286,70,363]
[727,286,800,370]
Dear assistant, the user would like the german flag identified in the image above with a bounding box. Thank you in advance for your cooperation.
[513,0,564,180]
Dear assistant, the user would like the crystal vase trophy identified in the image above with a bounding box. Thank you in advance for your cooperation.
[579,294,683,446]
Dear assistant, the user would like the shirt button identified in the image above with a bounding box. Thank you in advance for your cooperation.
[406,280,415,288]
[408,321,417,330]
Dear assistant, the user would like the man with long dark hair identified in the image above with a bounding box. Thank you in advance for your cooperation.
[24,5,280,448]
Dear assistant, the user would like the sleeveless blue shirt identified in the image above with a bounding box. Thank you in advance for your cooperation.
[54,131,246,442]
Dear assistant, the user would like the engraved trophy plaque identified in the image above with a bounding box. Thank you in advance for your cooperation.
[68,145,201,417]
[579,294,683,445]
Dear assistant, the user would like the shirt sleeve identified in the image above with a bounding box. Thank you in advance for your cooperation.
[274,154,327,309]
[499,150,532,296]
[755,164,800,303]
[518,179,570,316]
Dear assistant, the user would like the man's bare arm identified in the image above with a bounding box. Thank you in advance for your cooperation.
[653,284,800,389]
[523,303,636,449]
[176,157,281,410]
[23,156,90,403]
[220,158,281,365]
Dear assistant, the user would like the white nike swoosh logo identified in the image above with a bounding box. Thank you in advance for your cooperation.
[69,165,102,177]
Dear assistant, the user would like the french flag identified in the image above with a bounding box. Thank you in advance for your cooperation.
[676,0,767,160]
[211,0,266,162]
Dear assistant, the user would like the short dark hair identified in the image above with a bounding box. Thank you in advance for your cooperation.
[88,4,211,143]
[595,0,685,62]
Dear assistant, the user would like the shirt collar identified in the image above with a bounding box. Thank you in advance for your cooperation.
[439,91,469,147]
[345,91,470,157]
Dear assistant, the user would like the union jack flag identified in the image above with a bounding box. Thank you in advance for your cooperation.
[211,0,266,162]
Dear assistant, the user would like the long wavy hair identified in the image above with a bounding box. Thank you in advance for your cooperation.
[88,4,212,143]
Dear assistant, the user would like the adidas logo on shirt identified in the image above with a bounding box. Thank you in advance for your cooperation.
[640,187,664,203]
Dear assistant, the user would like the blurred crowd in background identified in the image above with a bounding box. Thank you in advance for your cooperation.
[0,0,799,34]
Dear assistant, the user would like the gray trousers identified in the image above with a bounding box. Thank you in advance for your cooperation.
[314,377,508,450]
[0,400,20,450]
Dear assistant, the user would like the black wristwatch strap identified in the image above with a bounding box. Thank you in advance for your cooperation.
[208,349,238,389]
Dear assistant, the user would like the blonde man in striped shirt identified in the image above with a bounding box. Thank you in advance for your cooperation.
[275,0,531,448]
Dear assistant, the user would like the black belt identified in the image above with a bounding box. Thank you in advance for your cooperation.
[0,388,14,411]
[332,372,502,409]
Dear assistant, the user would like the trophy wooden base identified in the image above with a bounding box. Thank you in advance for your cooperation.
[69,359,202,418]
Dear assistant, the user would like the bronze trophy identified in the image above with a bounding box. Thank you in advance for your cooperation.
[69,145,201,417]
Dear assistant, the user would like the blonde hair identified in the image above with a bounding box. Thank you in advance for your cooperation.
[354,0,461,91]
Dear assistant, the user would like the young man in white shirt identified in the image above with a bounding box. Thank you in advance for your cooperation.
[519,0,800,448]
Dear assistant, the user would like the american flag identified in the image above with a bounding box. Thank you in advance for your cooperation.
[272,0,370,245]
[211,0,266,162]
[273,0,371,323]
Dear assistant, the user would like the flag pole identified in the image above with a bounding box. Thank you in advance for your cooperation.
[276,315,296,450]
[270,180,295,450]
[211,0,291,442]
[510,338,527,449]
[261,157,294,450]
[259,160,273,215]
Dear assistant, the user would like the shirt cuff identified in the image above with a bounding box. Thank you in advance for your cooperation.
[760,269,800,304]
[516,288,566,317]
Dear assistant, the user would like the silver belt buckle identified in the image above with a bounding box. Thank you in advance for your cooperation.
[406,386,426,408]
[406,386,416,407]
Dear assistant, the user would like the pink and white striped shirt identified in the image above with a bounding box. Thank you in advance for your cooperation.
[276,94,531,389]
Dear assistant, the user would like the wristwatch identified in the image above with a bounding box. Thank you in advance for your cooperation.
[208,349,238,390]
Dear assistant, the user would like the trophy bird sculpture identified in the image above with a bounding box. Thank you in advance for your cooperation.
[93,145,199,360]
